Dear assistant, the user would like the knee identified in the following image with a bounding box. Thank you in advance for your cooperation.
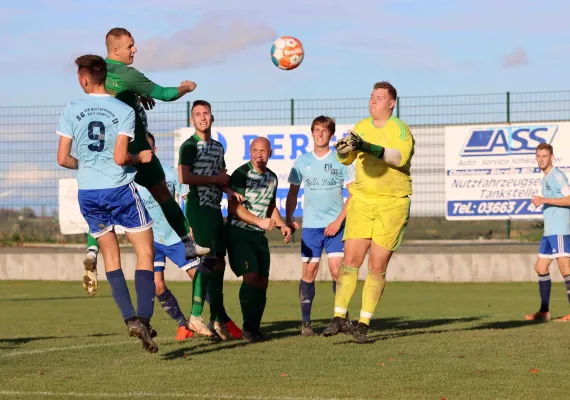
[242,273,259,286]
[368,261,388,275]
[303,263,319,282]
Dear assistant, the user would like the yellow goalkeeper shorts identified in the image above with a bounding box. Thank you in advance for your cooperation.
[343,195,410,251]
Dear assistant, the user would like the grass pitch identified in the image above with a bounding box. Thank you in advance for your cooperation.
[1,280,570,400]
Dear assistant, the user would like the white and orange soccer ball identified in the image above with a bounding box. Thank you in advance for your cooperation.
[271,36,304,70]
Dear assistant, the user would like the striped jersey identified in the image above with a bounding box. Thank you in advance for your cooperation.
[228,161,278,232]
[178,133,226,209]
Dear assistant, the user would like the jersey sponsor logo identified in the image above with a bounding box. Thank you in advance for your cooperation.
[324,163,339,175]
[460,125,558,157]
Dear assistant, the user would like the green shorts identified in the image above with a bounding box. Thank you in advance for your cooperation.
[226,225,270,277]
[185,197,226,254]
[128,139,166,189]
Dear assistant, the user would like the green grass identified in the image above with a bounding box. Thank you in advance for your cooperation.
[1,280,570,399]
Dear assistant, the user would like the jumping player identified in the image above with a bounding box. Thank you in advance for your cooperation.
[57,55,158,353]
[285,116,355,336]
[104,27,208,261]
[526,143,570,322]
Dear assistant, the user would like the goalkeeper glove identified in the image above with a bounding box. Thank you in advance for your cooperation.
[333,136,353,158]
[348,131,385,159]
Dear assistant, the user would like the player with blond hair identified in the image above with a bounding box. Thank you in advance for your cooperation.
[323,81,415,343]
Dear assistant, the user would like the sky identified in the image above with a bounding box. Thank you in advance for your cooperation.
[1,0,570,107]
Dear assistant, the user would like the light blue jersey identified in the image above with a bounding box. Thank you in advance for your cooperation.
[56,94,136,190]
[288,150,355,228]
[542,167,570,236]
[136,164,188,246]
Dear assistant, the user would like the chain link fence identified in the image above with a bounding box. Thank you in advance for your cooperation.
[1,91,568,244]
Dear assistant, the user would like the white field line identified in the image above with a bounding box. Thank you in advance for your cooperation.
[1,341,132,358]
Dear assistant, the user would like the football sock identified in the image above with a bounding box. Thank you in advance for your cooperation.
[240,282,264,329]
[359,271,387,325]
[332,280,337,295]
[208,265,225,322]
[159,197,191,239]
[106,269,135,321]
[135,270,155,320]
[206,292,232,323]
[538,273,551,312]
[563,274,570,305]
[191,270,209,317]
[257,289,268,329]
[333,265,359,318]
[299,280,315,323]
[157,288,186,327]
[86,232,99,253]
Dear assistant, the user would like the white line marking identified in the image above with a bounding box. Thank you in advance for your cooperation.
[0,391,369,400]
[1,341,132,358]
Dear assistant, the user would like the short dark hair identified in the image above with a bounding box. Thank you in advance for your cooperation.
[75,55,107,85]
[106,27,132,41]
[536,143,553,155]
[311,115,335,135]
[146,132,155,147]
[373,81,397,100]
[191,100,212,112]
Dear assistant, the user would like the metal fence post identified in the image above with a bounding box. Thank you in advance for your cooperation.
[396,97,400,118]
[506,92,511,239]
[186,101,191,127]
[290,98,295,125]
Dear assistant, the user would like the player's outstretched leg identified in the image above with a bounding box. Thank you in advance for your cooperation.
[125,229,159,353]
[526,256,552,321]
[148,179,210,260]
[98,230,157,353]
[155,270,193,340]
[83,232,99,296]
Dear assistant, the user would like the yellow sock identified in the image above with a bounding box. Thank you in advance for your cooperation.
[359,271,386,325]
[333,265,359,318]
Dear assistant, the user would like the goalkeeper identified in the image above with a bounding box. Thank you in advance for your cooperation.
[323,81,415,343]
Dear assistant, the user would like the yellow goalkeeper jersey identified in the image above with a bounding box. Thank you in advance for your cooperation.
[337,116,414,199]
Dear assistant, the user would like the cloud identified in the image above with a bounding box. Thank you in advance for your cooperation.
[501,47,529,69]
[134,13,276,71]
[4,163,73,185]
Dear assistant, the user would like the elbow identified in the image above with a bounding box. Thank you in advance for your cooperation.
[114,154,127,166]
[57,155,66,167]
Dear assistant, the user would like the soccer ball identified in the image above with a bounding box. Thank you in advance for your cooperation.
[271,36,304,70]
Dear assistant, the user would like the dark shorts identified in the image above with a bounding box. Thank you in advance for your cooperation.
[226,225,270,277]
[129,139,166,189]
[185,196,226,254]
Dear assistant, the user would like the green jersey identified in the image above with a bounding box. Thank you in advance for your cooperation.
[178,134,226,209]
[228,161,278,232]
[105,58,180,149]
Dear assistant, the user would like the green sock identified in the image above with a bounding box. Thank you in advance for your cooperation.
[208,267,225,322]
[86,232,99,253]
[159,197,190,239]
[191,270,210,317]
[240,282,263,329]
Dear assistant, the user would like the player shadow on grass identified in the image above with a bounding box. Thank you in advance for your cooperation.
[0,295,112,302]
[0,333,118,349]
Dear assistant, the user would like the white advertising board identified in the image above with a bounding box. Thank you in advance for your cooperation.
[445,122,570,220]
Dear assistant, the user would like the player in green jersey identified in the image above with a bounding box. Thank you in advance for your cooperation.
[227,137,293,342]
[104,27,202,257]
[178,100,244,340]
